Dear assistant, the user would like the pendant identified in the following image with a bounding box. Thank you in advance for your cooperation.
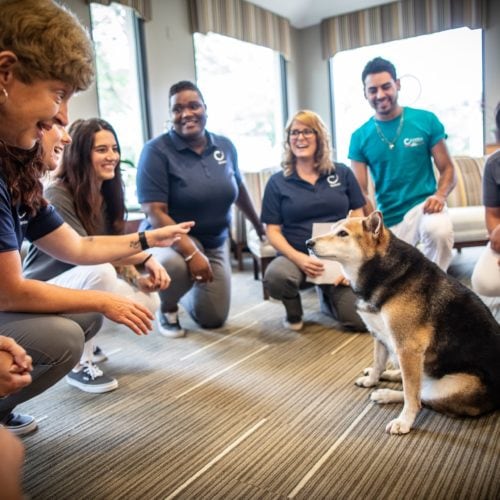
[389,143,395,150]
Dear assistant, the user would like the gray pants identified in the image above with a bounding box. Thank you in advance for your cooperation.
[264,255,366,332]
[0,311,102,421]
[152,239,231,328]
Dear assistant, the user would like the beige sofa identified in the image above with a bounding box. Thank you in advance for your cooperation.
[234,156,489,299]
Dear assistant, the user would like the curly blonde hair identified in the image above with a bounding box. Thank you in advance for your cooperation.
[281,110,334,177]
[0,0,94,91]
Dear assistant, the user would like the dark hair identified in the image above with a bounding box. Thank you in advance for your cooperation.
[168,80,205,103]
[0,141,46,215]
[361,57,397,84]
[57,118,125,235]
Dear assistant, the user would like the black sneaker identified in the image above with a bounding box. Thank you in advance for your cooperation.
[155,310,186,338]
[1,412,37,436]
[92,345,108,363]
[66,362,118,393]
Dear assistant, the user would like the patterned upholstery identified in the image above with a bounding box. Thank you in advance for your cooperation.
[447,156,485,208]
[447,156,488,249]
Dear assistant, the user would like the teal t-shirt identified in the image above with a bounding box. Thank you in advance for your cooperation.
[348,107,445,227]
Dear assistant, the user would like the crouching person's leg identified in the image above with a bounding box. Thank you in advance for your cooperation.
[0,311,102,435]
[264,256,305,331]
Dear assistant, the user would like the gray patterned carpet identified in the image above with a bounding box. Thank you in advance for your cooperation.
[20,249,500,499]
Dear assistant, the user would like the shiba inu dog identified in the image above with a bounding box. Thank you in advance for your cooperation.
[306,211,500,435]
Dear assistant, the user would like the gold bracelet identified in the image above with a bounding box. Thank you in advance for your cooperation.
[184,248,199,262]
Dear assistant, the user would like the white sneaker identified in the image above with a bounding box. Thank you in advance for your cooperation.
[66,362,118,393]
[155,310,186,338]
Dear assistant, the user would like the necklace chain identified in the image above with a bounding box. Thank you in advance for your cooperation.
[374,110,404,150]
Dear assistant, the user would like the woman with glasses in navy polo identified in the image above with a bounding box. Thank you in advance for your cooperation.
[137,81,264,337]
[261,110,367,332]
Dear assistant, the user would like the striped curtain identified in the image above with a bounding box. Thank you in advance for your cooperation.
[188,0,292,60]
[321,0,486,59]
[86,0,151,21]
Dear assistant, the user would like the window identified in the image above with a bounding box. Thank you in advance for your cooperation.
[90,3,148,209]
[194,32,285,172]
[331,28,483,164]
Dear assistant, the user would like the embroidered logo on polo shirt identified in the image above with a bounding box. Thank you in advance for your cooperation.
[403,137,425,148]
[214,150,226,165]
[18,210,28,226]
[327,174,341,188]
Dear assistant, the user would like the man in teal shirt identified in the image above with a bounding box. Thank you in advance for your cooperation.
[349,57,456,270]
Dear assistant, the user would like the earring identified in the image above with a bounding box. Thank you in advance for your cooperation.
[0,87,8,106]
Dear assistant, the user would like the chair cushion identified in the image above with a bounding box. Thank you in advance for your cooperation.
[449,205,488,242]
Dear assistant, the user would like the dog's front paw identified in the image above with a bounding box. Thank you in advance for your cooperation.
[355,374,379,388]
[370,388,404,404]
[385,418,411,435]
[380,369,402,382]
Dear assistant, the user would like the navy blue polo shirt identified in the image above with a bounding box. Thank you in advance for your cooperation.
[483,150,500,207]
[261,163,365,254]
[137,130,241,249]
[0,176,64,252]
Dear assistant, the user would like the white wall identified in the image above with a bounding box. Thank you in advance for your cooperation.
[61,0,99,120]
[293,25,332,133]
[143,0,196,136]
[484,0,500,143]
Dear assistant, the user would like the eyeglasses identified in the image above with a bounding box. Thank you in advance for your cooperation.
[289,128,316,139]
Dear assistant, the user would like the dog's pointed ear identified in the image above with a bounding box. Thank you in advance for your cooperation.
[362,211,384,238]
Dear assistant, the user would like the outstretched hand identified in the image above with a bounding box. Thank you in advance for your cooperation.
[150,221,195,248]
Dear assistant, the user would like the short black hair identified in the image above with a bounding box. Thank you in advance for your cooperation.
[168,80,205,103]
[361,57,397,84]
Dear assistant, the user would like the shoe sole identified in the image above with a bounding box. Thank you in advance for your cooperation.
[283,321,304,331]
[66,376,119,394]
[157,328,186,338]
[6,419,38,437]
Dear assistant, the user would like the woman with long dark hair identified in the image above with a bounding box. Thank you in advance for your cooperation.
[25,118,169,392]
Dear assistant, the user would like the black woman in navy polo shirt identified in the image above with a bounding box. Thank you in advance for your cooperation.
[137,81,265,337]
[261,110,367,332]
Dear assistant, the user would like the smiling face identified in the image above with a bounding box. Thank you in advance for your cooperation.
[170,89,207,141]
[91,130,120,183]
[363,71,401,120]
[0,74,73,150]
[42,124,72,171]
[288,119,318,161]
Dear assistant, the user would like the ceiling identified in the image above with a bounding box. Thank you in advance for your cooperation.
[248,0,393,29]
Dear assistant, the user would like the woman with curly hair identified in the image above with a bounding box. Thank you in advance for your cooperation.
[261,110,366,332]
[0,0,191,435]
